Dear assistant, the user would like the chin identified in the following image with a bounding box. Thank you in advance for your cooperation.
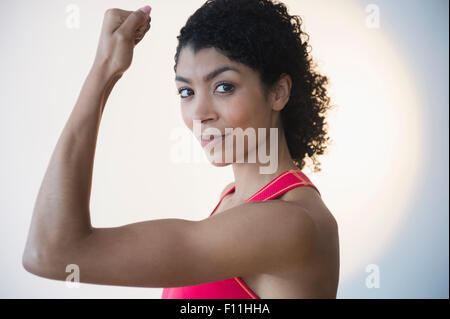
[203,147,235,166]
[209,161,232,167]
[205,147,250,167]
[205,152,233,167]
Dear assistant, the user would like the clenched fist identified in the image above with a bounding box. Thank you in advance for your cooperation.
[92,6,152,81]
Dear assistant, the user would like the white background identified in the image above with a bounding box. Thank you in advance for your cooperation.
[0,0,448,298]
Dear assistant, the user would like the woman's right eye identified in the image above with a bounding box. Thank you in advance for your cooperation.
[178,88,194,99]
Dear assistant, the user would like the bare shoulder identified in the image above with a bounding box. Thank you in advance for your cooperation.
[197,199,319,270]
[280,185,338,230]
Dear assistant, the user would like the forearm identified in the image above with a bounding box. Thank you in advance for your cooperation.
[23,64,120,265]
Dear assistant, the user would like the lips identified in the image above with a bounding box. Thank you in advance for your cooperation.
[201,134,224,139]
[200,133,229,148]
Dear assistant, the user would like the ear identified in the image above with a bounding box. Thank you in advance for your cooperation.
[271,73,292,112]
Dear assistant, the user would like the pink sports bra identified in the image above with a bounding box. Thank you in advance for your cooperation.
[161,169,321,299]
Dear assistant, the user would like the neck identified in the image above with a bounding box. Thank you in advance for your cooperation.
[231,127,299,202]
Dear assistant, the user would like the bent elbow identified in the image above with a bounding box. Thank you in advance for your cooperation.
[22,246,45,276]
[22,246,60,280]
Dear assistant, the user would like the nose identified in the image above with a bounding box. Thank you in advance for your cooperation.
[191,90,218,124]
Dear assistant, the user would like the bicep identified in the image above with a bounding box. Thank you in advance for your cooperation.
[59,218,202,288]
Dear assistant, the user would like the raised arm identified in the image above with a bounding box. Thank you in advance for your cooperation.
[22,7,152,275]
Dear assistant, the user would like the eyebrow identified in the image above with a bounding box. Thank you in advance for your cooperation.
[175,66,241,84]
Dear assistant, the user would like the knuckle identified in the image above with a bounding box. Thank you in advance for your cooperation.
[132,10,144,19]
[104,8,118,17]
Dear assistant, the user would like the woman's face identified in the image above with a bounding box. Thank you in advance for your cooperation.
[175,45,276,166]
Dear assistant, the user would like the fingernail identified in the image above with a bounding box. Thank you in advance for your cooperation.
[139,5,151,14]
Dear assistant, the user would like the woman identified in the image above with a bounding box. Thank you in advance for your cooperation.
[22,0,339,299]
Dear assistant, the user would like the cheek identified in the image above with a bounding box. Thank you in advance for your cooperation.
[180,107,192,131]
[223,100,257,129]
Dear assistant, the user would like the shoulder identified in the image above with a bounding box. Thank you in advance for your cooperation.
[279,184,322,205]
[216,182,318,243]
[196,199,318,273]
[249,200,318,241]
[280,185,338,232]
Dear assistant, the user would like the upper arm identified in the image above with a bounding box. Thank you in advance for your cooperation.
[24,201,317,288]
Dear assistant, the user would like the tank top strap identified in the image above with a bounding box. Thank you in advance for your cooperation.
[245,169,321,201]
[214,170,320,208]
[210,170,320,216]
[209,185,236,217]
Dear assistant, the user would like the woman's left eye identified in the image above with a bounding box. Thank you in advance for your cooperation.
[216,83,234,93]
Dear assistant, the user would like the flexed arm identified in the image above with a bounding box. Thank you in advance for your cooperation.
[22,5,316,289]
[22,6,152,274]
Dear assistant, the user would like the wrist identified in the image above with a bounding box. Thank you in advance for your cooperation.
[88,61,123,105]
[89,60,121,86]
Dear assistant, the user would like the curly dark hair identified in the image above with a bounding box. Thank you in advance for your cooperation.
[174,0,333,172]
